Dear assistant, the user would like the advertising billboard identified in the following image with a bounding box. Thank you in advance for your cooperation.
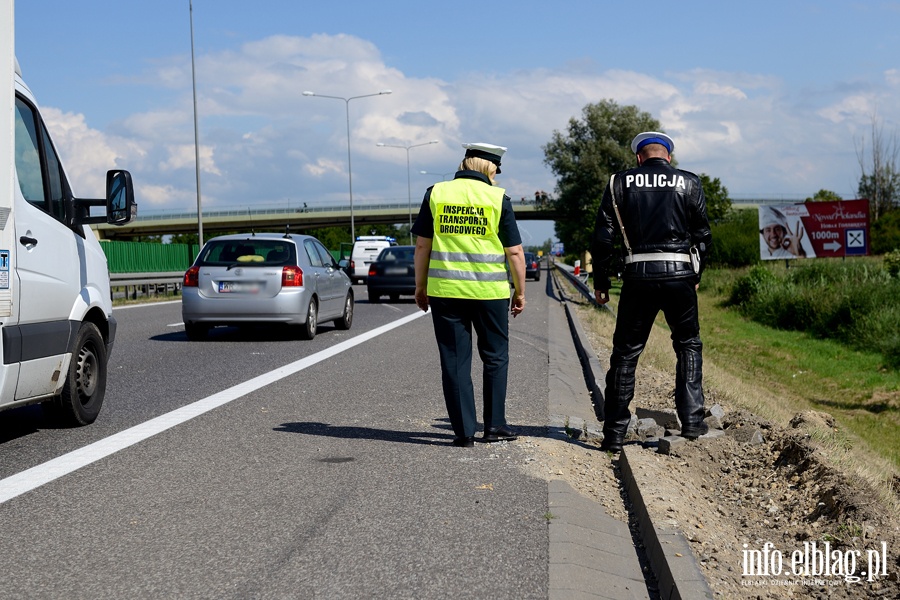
[758,200,869,260]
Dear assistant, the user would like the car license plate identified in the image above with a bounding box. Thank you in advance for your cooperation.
[385,267,407,275]
[218,281,261,293]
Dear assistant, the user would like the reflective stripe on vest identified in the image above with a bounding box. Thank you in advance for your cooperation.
[428,178,508,300]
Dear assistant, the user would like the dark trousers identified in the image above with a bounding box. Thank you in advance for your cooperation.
[603,278,705,439]
[429,296,510,439]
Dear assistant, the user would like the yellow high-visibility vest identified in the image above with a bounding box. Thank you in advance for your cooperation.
[427,178,509,299]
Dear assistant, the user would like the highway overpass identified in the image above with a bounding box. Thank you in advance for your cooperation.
[90,196,789,241]
[92,201,561,240]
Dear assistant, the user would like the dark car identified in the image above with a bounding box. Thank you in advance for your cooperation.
[366,245,416,302]
[524,252,541,281]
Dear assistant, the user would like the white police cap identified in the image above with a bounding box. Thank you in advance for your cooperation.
[631,131,674,154]
[462,142,507,173]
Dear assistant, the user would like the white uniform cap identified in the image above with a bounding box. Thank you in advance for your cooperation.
[462,142,507,173]
[631,131,674,154]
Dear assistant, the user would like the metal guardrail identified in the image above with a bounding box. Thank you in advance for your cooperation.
[551,259,600,307]
[110,272,184,287]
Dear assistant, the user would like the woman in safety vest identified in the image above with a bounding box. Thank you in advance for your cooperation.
[412,142,527,448]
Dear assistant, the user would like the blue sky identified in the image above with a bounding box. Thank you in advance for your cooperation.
[13,1,900,245]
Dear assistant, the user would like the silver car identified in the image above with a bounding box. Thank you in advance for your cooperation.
[182,233,353,340]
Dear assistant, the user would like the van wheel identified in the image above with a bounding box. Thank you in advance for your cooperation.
[299,298,318,340]
[55,322,107,425]
[335,292,354,330]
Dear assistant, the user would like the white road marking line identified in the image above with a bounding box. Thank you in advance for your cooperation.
[0,310,428,505]
[113,300,182,310]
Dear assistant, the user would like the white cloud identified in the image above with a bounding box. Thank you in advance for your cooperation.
[159,144,221,176]
[304,158,344,178]
[39,32,900,216]
[40,107,144,198]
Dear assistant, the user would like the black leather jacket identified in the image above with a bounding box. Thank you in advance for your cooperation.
[591,157,712,291]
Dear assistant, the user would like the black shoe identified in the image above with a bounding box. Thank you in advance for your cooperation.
[680,422,709,440]
[600,436,624,453]
[479,425,518,443]
[452,436,475,448]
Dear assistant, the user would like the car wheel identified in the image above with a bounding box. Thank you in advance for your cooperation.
[185,322,209,341]
[299,298,318,340]
[535,272,541,281]
[335,292,354,330]
[48,322,107,425]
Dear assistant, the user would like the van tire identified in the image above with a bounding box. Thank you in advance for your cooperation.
[57,322,107,426]
[335,292,354,330]
[299,298,318,340]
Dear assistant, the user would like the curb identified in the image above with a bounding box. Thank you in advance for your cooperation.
[620,448,715,600]
[551,263,714,600]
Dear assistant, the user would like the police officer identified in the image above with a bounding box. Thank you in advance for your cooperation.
[591,132,712,452]
[412,142,527,448]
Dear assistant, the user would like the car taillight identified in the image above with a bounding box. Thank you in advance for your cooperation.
[531,261,538,269]
[282,265,304,287]
[184,266,200,287]
[350,259,355,270]
[368,265,377,277]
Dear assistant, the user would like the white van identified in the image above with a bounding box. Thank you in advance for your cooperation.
[348,235,397,284]
[0,52,136,424]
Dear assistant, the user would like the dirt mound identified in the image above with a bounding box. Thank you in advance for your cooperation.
[537,287,900,597]
[620,406,900,598]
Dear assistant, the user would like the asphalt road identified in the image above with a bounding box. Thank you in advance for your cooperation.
[0,278,554,599]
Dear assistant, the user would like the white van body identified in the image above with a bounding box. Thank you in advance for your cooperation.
[349,235,397,284]
[0,47,135,424]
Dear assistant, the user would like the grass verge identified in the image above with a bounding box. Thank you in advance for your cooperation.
[573,270,899,513]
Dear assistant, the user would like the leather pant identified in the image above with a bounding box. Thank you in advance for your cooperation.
[603,278,705,440]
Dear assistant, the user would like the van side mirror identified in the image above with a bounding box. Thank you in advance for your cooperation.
[106,170,136,225]
[72,170,137,226]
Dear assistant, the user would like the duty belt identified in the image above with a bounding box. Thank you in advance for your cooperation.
[623,252,691,264]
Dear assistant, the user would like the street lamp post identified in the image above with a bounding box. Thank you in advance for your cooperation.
[419,170,454,181]
[303,90,392,241]
[376,140,439,244]
[189,0,203,246]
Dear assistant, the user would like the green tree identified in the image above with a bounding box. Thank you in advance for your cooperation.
[856,114,900,221]
[542,100,664,253]
[304,226,352,251]
[169,233,200,246]
[699,174,732,222]
[871,208,900,254]
[707,208,759,268]
[805,189,843,202]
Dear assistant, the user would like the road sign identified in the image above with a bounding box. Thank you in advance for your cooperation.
[758,200,869,260]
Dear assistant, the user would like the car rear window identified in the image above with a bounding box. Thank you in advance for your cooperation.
[198,240,296,266]
[377,247,415,262]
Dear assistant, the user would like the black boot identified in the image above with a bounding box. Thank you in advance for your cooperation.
[675,348,706,439]
[601,363,635,453]
[600,433,624,452]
